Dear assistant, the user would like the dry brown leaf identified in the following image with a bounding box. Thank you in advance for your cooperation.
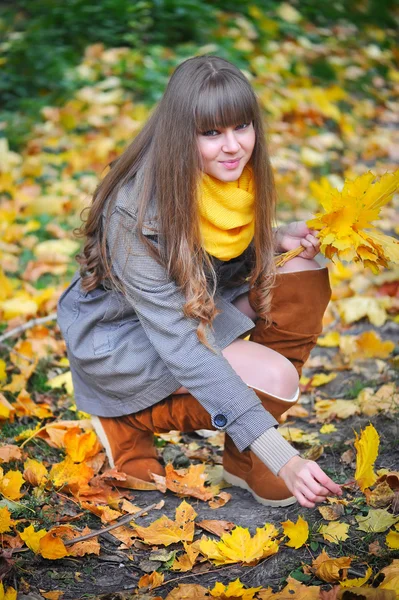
[312,549,352,583]
[368,540,383,556]
[101,468,157,490]
[196,520,235,537]
[165,584,208,599]
[364,481,395,508]
[0,445,22,463]
[41,591,64,600]
[318,504,345,521]
[79,502,122,524]
[153,463,218,501]
[208,491,231,509]
[138,571,164,590]
[270,576,320,599]
[376,471,399,491]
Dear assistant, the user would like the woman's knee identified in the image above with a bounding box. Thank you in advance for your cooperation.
[278,256,321,273]
[222,339,299,400]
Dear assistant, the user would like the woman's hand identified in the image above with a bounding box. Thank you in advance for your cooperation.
[275,221,321,260]
[279,455,342,508]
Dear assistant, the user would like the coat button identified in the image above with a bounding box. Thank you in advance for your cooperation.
[214,414,227,428]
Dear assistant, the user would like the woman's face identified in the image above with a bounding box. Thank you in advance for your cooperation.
[197,122,256,182]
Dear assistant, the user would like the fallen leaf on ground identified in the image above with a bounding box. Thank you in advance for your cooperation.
[318,504,345,521]
[312,550,352,583]
[153,463,218,501]
[197,520,235,537]
[281,515,309,549]
[209,491,231,509]
[354,423,379,491]
[165,584,208,599]
[134,500,197,547]
[138,571,164,590]
[199,523,279,566]
[0,445,22,462]
[356,508,399,532]
[319,521,350,544]
[364,481,395,508]
[209,578,262,599]
[315,399,360,421]
[0,467,25,500]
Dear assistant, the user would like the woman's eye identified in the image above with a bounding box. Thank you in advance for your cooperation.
[202,129,219,137]
[236,123,250,130]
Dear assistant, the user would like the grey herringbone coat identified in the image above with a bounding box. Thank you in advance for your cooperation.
[57,175,278,452]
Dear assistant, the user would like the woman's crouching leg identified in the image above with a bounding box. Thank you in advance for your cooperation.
[249,263,331,377]
[91,394,213,483]
[91,412,165,483]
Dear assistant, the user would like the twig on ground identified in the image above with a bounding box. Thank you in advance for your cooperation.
[63,503,157,546]
[5,502,157,556]
[0,341,35,363]
[0,313,57,343]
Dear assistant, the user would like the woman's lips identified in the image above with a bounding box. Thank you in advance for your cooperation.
[219,158,241,169]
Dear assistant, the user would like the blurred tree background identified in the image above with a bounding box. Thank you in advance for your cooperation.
[0,0,397,148]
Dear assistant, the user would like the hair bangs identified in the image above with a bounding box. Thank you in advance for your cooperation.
[194,74,256,133]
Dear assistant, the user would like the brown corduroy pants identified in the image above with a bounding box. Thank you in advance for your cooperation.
[94,267,332,480]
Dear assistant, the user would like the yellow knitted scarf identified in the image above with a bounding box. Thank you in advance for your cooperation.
[198,165,255,261]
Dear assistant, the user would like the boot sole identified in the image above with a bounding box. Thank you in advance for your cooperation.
[223,469,297,507]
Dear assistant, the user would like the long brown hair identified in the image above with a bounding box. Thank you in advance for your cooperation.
[77,55,277,348]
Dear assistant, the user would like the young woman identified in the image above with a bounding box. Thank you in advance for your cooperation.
[57,55,342,508]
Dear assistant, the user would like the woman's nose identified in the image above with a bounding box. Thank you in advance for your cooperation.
[222,131,240,153]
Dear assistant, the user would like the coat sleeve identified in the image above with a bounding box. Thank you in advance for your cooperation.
[107,208,279,452]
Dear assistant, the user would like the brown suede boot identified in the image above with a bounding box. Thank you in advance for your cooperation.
[248,267,332,378]
[222,267,332,506]
[92,414,166,482]
[92,394,213,482]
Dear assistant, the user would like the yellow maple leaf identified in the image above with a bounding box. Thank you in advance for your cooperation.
[319,521,350,544]
[154,463,219,501]
[339,566,373,588]
[20,524,47,554]
[281,516,309,549]
[64,427,101,463]
[0,360,6,383]
[172,540,201,572]
[317,331,341,347]
[354,423,379,491]
[336,296,389,326]
[23,458,48,487]
[315,399,360,421]
[0,467,25,500]
[39,530,70,560]
[386,524,399,549]
[138,571,164,590]
[209,578,262,599]
[0,506,12,533]
[309,373,337,387]
[279,426,320,445]
[307,169,399,271]
[46,371,74,396]
[320,424,337,434]
[377,559,399,594]
[199,524,279,566]
[0,582,17,600]
[312,549,352,583]
[49,457,93,492]
[134,500,197,547]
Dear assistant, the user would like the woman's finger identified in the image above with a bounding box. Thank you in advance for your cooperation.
[295,490,315,509]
